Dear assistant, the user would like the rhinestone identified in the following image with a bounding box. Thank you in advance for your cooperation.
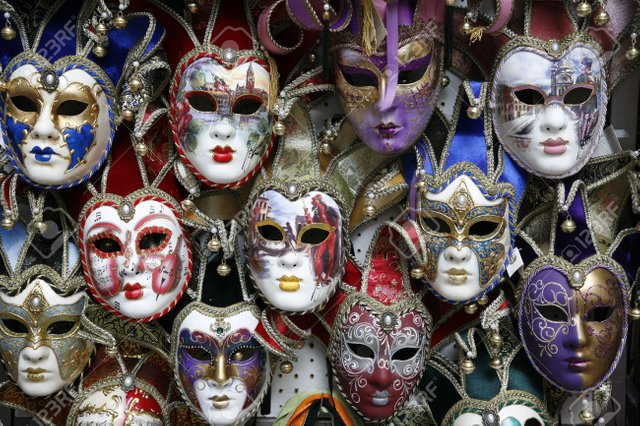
[382,313,393,326]
[550,41,560,52]
[30,296,41,308]
[44,74,55,85]
[288,184,297,194]
[100,11,108,19]
[572,271,582,282]
[223,50,234,61]
[486,413,495,423]
[133,61,140,67]
[456,194,467,206]
[122,374,134,390]
[3,12,10,19]
[121,203,131,216]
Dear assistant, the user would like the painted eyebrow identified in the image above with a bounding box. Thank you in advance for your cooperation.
[134,213,176,231]
[86,222,121,234]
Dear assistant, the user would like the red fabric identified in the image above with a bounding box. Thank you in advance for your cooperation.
[530,1,574,41]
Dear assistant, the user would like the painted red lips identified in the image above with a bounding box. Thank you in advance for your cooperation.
[123,283,143,300]
[542,138,569,155]
[211,145,236,163]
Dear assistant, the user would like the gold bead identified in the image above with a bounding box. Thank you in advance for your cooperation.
[34,221,48,234]
[593,10,609,26]
[461,21,472,34]
[445,0,455,5]
[467,105,481,119]
[626,46,639,61]
[208,237,221,252]
[309,53,317,63]
[1,25,16,41]
[217,262,231,277]
[1,217,14,230]
[92,45,107,58]
[322,10,331,21]
[490,356,503,369]
[129,78,144,93]
[416,180,427,193]
[273,120,286,136]
[489,331,503,348]
[121,109,135,121]
[477,295,489,306]
[630,306,640,320]
[0,172,6,181]
[134,143,148,156]
[113,14,128,29]
[410,267,424,280]
[0,80,6,92]
[441,75,450,87]
[187,2,199,13]
[96,22,109,35]
[464,303,478,315]
[280,361,293,374]
[579,409,595,425]
[363,204,377,217]
[181,199,196,212]
[460,358,475,374]
[319,142,331,155]
[561,218,577,233]
[576,1,592,17]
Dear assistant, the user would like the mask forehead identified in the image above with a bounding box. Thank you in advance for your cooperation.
[178,309,259,337]
[492,42,605,178]
[2,58,113,189]
[425,175,504,208]
[76,385,163,425]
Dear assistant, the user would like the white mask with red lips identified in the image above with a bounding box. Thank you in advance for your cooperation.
[80,195,191,322]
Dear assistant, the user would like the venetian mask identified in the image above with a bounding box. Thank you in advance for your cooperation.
[334,38,440,154]
[172,55,273,187]
[331,302,429,421]
[417,172,512,304]
[2,60,113,188]
[519,255,627,391]
[445,390,548,426]
[0,278,93,397]
[246,189,344,312]
[491,42,605,178]
[173,302,270,425]
[75,386,163,425]
[79,193,191,322]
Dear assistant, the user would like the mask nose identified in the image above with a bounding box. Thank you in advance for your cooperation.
[209,118,236,141]
[22,346,49,363]
[370,358,394,389]
[31,106,58,141]
[539,105,568,134]
[443,245,472,263]
[213,354,231,386]
[277,250,301,269]
[564,316,588,350]
[119,231,142,276]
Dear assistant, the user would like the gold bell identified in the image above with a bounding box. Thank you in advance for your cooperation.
[134,143,148,156]
[461,21,472,34]
[0,80,6,92]
[34,221,48,234]
[626,45,639,61]
[460,358,475,374]
[188,2,199,13]
[96,22,109,35]
[113,12,127,29]
[322,10,331,21]
[464,303,478,315]
[477,295,489,306]
[129,78,144,92]
[319,142,332,155]
[181,199,196,212]
[0,172,6,181]
[92,45,107,58]
[1,217,14,230]
[280,361,294,374]
[441,75,450,87]
[208,237,221,253]
[467,105,481,119]
[121,109,135,121]
[579,409,595,425]
[630,306,640,320]
[489,331,503,348]
[273,120,286,136]
[1,25,16,40]
[593,10,609,26]
[410,267,425,280]
[416,180,427,193]
[489,356,503,370]
[445,0,455,6]
[363,204,377,217]
[576,1,592,17]
[561,217,577,233]
[217,262,231,277]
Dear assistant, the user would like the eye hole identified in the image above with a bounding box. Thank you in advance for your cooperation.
[233,96,262,115]
[0,319,28,334]
[421,215,451,234]
[468,220,500,238]
[392,347,420,361]
[524,419,543,426]
[537,305,569,322]
[57,100,88,116]
[46,320,76,335]
[138,232,168,251]
[563,87,593,105]
[398,67,427,85]
[186,92,217,112]
[347,342,375,358]
[299,226,331,245]
[341,69,377,87]
[92,238,121,254]
[586,306,615,322]
[185,347,211,361]
[513,88,545,105]
[257,224,284,242]
[10,95,38,112]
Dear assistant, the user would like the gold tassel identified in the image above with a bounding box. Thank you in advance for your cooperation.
[266,52,280,114]
[361,0,376,57]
